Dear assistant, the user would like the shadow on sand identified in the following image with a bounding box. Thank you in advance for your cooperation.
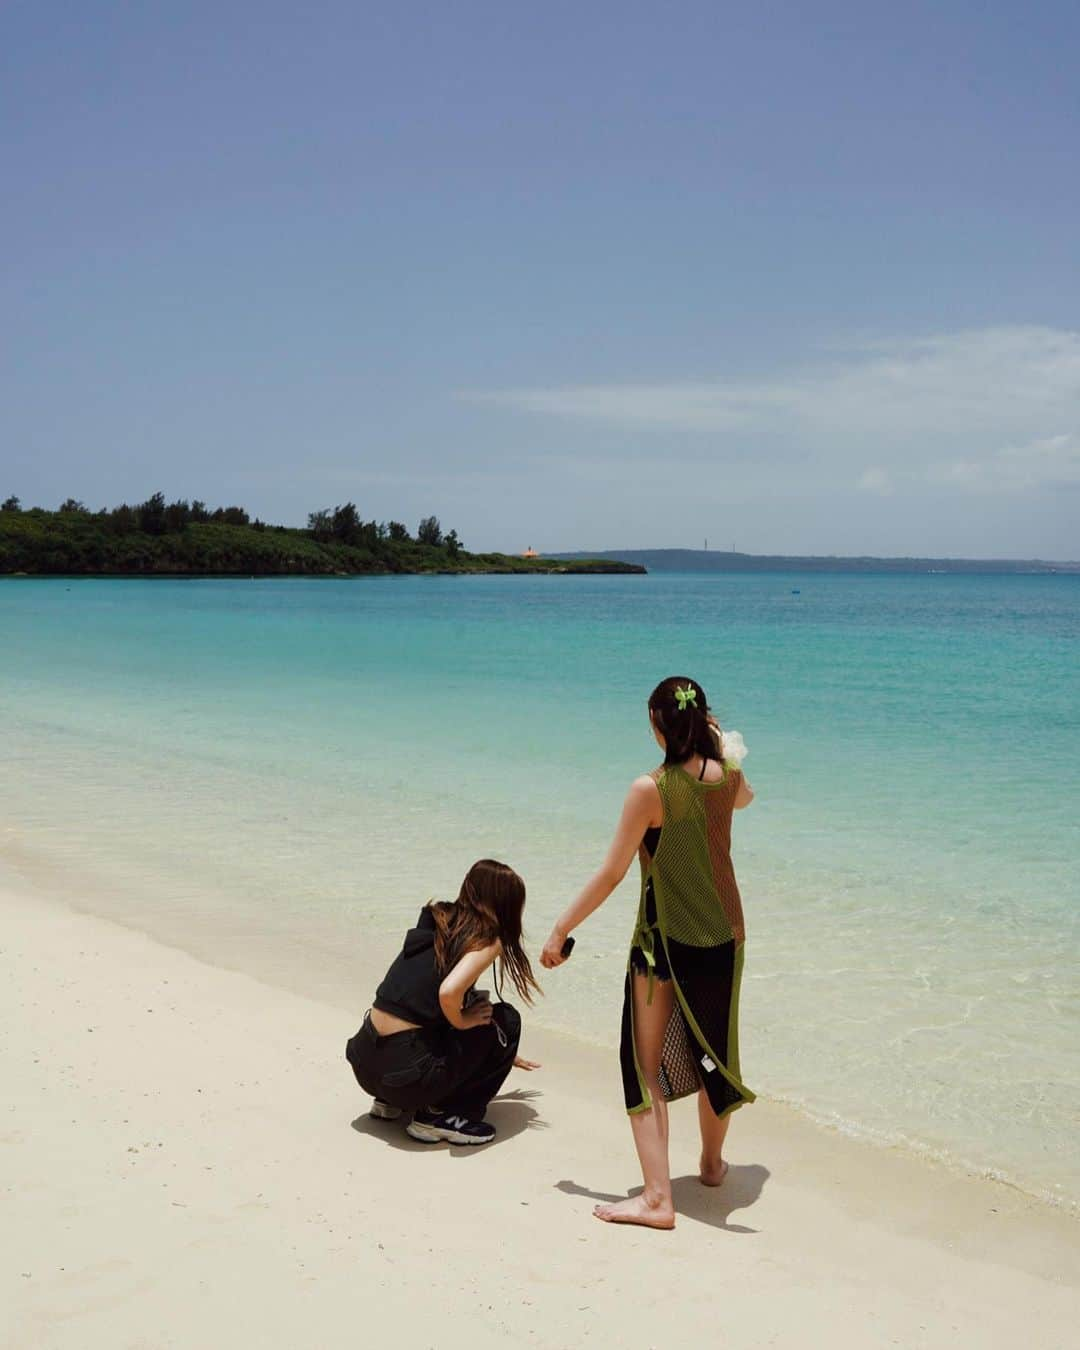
[556,1164,770,1232]
[350,1087,546,1155]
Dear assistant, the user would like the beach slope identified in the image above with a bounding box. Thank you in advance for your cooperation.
[3,885,1078,1350]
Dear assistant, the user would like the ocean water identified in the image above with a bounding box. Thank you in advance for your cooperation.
[3,573,1079,1206]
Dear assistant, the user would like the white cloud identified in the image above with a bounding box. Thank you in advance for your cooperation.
[933,432,1080,492]
[460,326,1080,492]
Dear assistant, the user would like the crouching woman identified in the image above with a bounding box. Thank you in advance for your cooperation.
[346,859,541,1146]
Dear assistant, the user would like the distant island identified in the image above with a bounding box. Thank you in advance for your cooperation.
[0,496,645,577]
[548,547,1080,575]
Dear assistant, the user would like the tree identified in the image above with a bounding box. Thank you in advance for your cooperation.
[219,506,250,527]
[59,497,87,513]
[1,495,20,513]
[445,528,462,559]
[307,509,333,542]
[190,499,210,522]
[138,492,168,535]
[165,499,191,532]
[417,515,442,546]
[108,504,138,536]
[331,502,361,545]
[387,520,409,541]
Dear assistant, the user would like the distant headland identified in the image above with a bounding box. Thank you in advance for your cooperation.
[0,496,644,577]
[548,547,1080,575]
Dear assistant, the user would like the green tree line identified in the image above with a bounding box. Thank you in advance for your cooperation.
[0,494,473,574]
[0,493,640,576]
[2,493,459,550]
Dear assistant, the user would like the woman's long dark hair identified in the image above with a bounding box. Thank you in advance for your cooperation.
[648,675,724,767]
[428,859,541,1004]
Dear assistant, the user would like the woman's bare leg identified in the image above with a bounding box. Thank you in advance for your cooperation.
[698,1087,731,1185]
[594,973,676,1229]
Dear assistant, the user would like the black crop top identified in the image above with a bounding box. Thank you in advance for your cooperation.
[373,908,447,1027]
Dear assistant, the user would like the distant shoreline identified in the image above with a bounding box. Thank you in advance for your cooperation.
[0,564,646,579]
[549,547,1080,575]
[0,506,645,577]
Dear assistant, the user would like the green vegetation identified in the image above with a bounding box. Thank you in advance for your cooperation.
[0,495,645,577]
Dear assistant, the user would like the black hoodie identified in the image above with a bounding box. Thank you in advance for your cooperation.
[372,908,447,1027]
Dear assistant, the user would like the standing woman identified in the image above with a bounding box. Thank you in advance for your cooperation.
[541,677,755,1228]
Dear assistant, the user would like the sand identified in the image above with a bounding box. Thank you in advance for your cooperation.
[3,881,1079,1350]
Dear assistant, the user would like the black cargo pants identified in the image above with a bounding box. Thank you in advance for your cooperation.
[345,1003,520,1119]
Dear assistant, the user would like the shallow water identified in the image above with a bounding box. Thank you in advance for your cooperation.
[3,572,1078,1205]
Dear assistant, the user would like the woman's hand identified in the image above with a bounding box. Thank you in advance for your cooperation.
[540,928,569,969]
[459,999,495,1030]
[541,776,660,970]
[513,1054,541,1071]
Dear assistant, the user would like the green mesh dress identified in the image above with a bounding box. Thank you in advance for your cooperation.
[620,761,756,1118]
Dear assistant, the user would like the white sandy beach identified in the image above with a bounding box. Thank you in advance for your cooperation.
[3,880,1079,1350]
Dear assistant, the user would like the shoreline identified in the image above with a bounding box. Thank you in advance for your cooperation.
[0,565,648,579]
[3,838,1076,1219]
[0,509,646,578]
[3,866,1079,1347]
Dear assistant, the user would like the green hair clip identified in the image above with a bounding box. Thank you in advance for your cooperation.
[674,684,698,711]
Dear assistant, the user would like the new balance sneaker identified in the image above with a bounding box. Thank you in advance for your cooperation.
[405,1109,496,1146]
[369,1099,403,1121]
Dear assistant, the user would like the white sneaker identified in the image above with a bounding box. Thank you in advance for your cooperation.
[370,1099,403,1121]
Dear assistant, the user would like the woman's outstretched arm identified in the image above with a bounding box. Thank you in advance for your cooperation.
[540,776,659,969]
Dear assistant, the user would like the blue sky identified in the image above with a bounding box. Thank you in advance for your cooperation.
[3,1,1078,556]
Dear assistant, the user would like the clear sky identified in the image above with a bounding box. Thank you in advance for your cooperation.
[3,1,1079,557]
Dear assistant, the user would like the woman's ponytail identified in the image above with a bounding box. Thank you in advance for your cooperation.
[647,676,723,767]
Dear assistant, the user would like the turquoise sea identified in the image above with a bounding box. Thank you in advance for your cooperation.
[3,573,1079,1206]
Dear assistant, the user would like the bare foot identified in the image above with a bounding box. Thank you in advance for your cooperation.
[699,1158,729,1187]
[593,1195,675,1230]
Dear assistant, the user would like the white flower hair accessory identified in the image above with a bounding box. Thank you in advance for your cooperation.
[720,729,748,766]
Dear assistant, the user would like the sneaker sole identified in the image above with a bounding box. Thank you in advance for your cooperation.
[369,1102,403,1121]
[405,1120,494,1146]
